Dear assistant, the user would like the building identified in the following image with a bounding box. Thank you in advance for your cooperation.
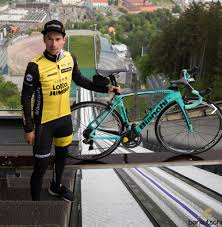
[16,2,50,10]
[0,26,8,75]
[92,0,109,7]
[61,0,85,5]
[0,4,9,13]
[36,0,50,3]
[122,0,175,14]
[112,44,128,58]
[0,7,47,32]
[193,0,222,3]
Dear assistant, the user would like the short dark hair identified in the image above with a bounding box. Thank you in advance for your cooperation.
[41,20,66,36]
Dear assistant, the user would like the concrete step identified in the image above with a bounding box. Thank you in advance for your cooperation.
[0,170,76,226]
[15,169,76,178]
[0,177,74,201]
[0,169,76,201]
[0,201,71,227]
[0,225,59,227]
[6,176,73,188]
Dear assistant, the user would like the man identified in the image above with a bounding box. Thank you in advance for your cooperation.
[21,20,119,201]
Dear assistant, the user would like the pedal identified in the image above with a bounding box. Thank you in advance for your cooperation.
[89,145,94,150]
[122,137,129,143]
[83,139,91,144]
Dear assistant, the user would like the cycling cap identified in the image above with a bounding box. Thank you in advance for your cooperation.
[41,20,66,36]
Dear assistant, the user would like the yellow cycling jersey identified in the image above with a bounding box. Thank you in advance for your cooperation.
[32,51,74,123]
[21,49,108,133]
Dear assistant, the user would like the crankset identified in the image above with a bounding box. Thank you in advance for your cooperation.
[121,124,142,148]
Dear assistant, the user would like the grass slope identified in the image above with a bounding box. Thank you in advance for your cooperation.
[65,35,96,97]
[66,36,95,68]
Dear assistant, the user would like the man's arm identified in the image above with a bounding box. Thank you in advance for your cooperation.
[71,55,109,93]
[21,62,38,134]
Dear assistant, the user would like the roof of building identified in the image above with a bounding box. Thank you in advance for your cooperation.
[0,9,47,23]
[92,0,108,3]
[112,44,127,52]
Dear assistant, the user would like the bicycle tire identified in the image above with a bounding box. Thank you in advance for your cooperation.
[155,99,222,155]
[69,101,124,160]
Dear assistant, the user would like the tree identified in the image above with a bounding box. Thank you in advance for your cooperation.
[140,2,222,80]
[0,76,21,109]
[172,4,181,14]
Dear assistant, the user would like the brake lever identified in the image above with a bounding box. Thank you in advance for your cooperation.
[199,88,212,97]
[113,88,120,95]
[187,66,199,75]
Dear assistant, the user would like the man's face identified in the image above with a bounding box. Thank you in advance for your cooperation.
[44,32,66,55]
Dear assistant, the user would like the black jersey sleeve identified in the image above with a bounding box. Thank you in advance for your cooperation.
[21,62,39,132]
[71,55,108,93]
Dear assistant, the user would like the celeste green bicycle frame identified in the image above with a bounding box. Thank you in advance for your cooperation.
[87,86,203,141]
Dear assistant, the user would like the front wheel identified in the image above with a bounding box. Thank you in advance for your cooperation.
[155,100,222,155]
[69,101,124,160]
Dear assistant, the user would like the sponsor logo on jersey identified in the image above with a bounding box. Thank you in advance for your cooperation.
[47,72,57,77]
[49,82,69,96]
[34,88,41,116]
[35,55,44,62]
[55,76,67,83]
[25,73,33,82]
[61,67,72,73]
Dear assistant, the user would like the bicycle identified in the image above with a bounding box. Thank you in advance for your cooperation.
[70,67,222,160]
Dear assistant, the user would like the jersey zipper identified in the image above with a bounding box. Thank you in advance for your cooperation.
[56,58,62,117]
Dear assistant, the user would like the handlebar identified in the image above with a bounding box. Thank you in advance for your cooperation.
[186,66,199,77]
[170,66,206,109]
[171,66,199,86]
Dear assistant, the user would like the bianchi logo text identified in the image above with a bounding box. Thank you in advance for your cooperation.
[139,99,168,130]
[49,82,69,96]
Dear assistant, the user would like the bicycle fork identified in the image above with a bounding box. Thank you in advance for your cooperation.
[178,101,193,133]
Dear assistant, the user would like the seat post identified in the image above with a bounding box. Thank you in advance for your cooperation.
[109,74,120,95]
[109,74,117,86]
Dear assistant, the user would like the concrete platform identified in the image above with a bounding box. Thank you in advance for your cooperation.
[0,169,76,226]
[0,201,71,226]
[0,177,74,201]
[0,225,60,227]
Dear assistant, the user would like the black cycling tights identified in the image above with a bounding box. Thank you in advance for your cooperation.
[30,146,67,201]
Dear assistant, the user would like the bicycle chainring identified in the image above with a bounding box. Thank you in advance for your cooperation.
[121,130,142,148]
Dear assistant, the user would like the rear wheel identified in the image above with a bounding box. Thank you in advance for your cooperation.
[155,100,222,154]
[69,101,124,160]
